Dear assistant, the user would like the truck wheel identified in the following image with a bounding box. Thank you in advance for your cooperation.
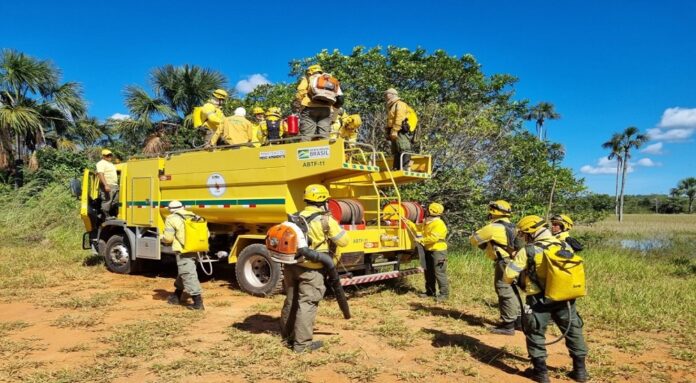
[103,235,140,274]
[235,244,281,297]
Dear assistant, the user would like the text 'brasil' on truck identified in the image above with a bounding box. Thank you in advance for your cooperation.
[79,136,433,296]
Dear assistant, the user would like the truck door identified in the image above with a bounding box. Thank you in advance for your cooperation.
[130,177,156,226]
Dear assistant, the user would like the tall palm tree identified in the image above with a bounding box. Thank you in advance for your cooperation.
[617,126,648,221]
[602,133,624,216]
[672,177,696,213]
[525,102,560,140]
[0,49,86,168]
[120,65,229,153]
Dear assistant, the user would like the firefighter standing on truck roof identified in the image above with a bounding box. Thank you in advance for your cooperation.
[251,106,265,147]
[262,107,288,143]
[294,64,344,142]
[385,88,415,171]
[162,200,205,310]
[418,202,450,302]
[207,107,255,147]
[196,89,227,145]
[469,200,522,335]
[504,215,588,383]
[96,149,118,218]
[280,184,349,353]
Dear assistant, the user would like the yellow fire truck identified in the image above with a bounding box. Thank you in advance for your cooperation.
[79,137,432,296]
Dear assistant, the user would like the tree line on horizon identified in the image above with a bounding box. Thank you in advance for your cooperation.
[1,47,693,239]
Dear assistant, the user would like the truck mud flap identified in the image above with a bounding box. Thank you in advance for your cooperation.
[339,267,423,286]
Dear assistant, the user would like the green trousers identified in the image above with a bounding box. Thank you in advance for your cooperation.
[390,131,413,170]
[299,107,332,141]
[174,253,202,296]
[280,264,327,352]
[494,259,521,323]
[424,250,449,297]
[524,295,588,359]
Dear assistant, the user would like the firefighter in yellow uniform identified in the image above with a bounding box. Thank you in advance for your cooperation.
[251,107,265,147]
[96,149,118,217]
[208,107,255,147]
[331,110,361,143]
[161,200,204,310]
[385,88,414,170]
[294,64,343,141]
[469,200,521,335]
[262,107,288,142]
[504,215,588,383]
[196,89,227,144]
[280,184,349,353]
[550,214,584,252]
[418,203,449,301]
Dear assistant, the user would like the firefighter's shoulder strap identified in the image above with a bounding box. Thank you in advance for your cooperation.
[289,211,326,250]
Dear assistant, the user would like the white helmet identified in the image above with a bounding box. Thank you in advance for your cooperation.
[168,200,183,211]
[234,107,246,117]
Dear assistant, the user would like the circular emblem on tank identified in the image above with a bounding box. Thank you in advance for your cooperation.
[207,173,226,197]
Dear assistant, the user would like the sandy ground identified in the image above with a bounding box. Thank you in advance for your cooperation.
[0,266,693,383]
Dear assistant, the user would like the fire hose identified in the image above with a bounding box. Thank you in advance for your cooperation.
[298,247,351,320]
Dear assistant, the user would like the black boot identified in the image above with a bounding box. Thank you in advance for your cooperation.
[568,356,588,382]
[489,321,515,335]
[528,357,550,383]
[187,295,205,310]
[167,289,183,305]
[402,153,412,170]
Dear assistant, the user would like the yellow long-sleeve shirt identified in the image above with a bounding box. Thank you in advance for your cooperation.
[386,99,410,135]
[503,230,560,295]
[210,116,254,147]
[469,218,515,261]
[300,206,349,270]
[200,102,224,132]
[161,210,196,253]
[421,216,448,251]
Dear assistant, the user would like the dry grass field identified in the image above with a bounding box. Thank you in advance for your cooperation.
[0,187,694,382]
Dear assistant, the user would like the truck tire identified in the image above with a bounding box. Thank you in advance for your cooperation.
[235,244,282,297]
[103,235,140,274]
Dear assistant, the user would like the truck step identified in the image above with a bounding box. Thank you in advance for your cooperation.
[340,267,423,286]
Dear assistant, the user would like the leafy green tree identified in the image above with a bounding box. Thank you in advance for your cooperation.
[248,46,585,238]
[617,126,648,221]
[671,177,696,213]
[602,133,624,216]
[525,102,560,140]
[0,49,86,168]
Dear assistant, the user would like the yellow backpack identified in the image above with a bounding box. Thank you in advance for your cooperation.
[530,242,586,301]
[174,212,210,253]
[404,104,418,132]
[192,107,204,128]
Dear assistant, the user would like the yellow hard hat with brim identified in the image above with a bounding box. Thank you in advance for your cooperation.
[101,149,113,156]
[212,89,228,99]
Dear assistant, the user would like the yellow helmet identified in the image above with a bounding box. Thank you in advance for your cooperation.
[212,89,228,100]
[266,107,281,117]
[342,114,362,130]
[550,214,574,231]
[304,184,330,203]
[252,107,265,115]
[101,149,113,156]
[517,215,546,234]
[307,64,323,75]
[428,202,444,216]
[488,200,512,216]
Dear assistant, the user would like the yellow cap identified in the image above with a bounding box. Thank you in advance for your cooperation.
[307,64,323,75]
[252,107,265,115]
[101,149,113,156]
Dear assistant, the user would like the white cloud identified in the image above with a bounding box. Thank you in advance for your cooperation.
[648,107,696,143]
[636,158,659,167]
[658,107,696,129]
[235,74,271,94]
[580,157,626,175]
[647,127,695,142]
[640,142,663,155]
[109,113,130,120]
[581,155,660,175]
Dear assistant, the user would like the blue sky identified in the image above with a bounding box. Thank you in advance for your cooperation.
[2,0,694,195]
